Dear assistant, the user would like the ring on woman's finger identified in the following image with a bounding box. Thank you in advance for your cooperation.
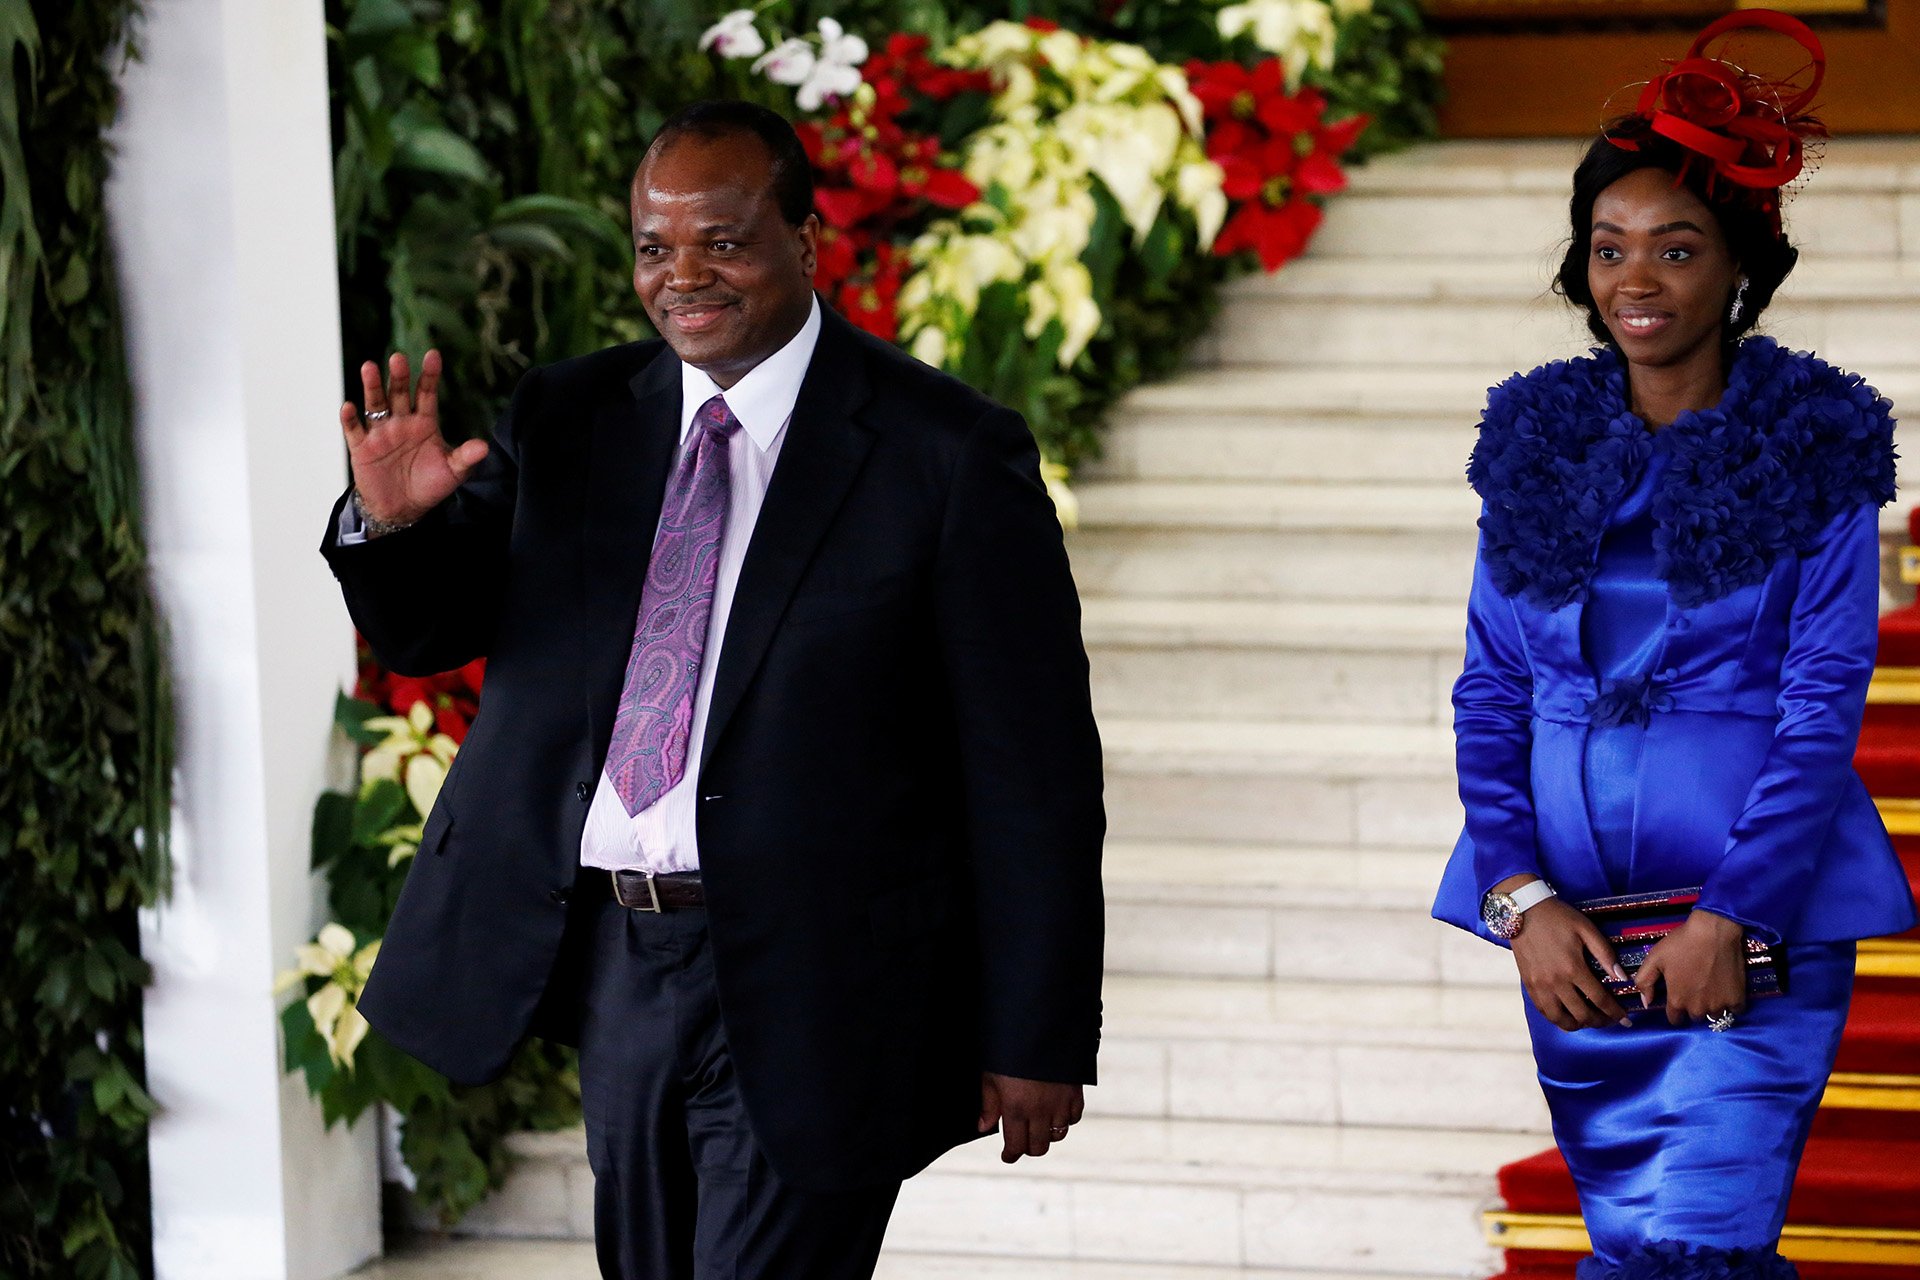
[1049,1125,1069,1138]
[364,409,392,422]
[1707,1009,1737,1033]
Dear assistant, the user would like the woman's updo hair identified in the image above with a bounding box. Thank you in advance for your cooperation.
[1555,116,1799,348]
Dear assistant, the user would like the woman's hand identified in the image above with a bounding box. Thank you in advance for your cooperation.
[1635,910,1748,1027]
[1503,878,1632,1031]
[339,349,488,531]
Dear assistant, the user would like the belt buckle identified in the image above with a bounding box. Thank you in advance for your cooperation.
[612,869,662,913]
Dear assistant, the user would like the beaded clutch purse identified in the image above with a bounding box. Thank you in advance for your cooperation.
[1577,887,1786,1012]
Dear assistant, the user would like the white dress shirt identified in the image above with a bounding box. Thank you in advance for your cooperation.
[580,296,821,873]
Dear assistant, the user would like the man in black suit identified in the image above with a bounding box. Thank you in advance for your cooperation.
[323,101,1105,1278]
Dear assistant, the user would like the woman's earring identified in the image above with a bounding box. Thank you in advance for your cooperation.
[1728,277,1751,326]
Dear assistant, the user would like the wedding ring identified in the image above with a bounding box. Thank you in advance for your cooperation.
[1708,1010,1737,1033]
[1049,1125,1069,1138]
[363,409,392,422]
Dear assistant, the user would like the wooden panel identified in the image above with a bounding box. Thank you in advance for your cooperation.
[1437,0,1920,137]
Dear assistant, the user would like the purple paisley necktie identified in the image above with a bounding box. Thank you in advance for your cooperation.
[605,394,739,816]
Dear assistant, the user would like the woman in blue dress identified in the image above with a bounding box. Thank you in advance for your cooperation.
[1432,14,1918,1279]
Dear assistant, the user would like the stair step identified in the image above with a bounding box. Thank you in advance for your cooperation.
[1101,718,1460,847]
[1312,138,1920,262]
[1499,1135,1920,1229]
[893,1117,1537,1274]
[1068,483,1478,605]
[1210,259,1920,371]
[1088,367,1482,484]
[1084,597,1463,724]
[1090,365,1920,485]
[465,1118,1540,1275]
[366,1238,1440,1279]
[1102,839,1505,986]
[1097,974,1546,1134]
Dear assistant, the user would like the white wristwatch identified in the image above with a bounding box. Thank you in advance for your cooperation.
[1481,879,1557,940]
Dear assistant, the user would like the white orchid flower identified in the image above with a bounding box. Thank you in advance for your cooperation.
[752,36,816,86]
[816,17,868,69]
[796,58,863,111]
[698,10,766,59]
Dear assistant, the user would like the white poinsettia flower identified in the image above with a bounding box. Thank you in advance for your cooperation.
[698,10,766,59]
[1040,460,1080,530]
[997,63,1041,116]
[815,18,868,69]
[358,703,458,813]
[1036,29,1083,76]
[1177,156,1229,248]
[969,21,1041,69]
[909,326,949,368]
[1158,66,1206,137]
[1023,257,1101,368]
[275,923,383,1069]
[753,37,815,86]
[404,752,447,821]
[1219,0,1338,86]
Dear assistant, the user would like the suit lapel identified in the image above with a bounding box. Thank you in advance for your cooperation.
[583,350,681,769]
[700,309,876,771]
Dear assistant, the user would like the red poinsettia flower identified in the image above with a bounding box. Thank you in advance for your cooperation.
[356,642,487,744]
[1024,17,1062,32]
[836,243,907,341]
[1213,187,1324,272]
[815,224,864,294]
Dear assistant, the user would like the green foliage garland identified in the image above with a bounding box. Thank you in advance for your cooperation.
[0,2,173,1277]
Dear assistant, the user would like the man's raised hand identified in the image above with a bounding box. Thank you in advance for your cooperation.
[339,349,488,530]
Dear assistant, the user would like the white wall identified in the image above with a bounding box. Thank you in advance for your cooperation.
[109,0,380,1276]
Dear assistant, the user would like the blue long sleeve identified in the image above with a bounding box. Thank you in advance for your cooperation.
[1454,528,1545,900]
[1697,503,1882,941]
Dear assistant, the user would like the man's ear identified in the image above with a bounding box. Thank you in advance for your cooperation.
[796,213,820,281]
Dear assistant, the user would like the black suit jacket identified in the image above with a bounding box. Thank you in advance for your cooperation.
[322,306,1105,1191]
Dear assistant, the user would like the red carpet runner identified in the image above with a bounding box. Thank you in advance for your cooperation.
[1485,514,1920,1278]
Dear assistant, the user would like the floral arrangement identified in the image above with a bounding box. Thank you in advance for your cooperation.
[279,650,579,1223]
[288,0,1441,1228]
[690,3,1404,473]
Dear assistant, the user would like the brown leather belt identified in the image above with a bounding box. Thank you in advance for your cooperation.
[608,869,705,912]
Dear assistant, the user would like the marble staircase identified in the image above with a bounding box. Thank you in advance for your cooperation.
[423,139,1920,1277]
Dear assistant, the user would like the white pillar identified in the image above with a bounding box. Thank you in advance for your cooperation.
[108,1,380,1276]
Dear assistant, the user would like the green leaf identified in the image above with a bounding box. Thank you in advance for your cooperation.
[393,126,491,184]
[312,790,355,871]
[52,254,89,305]
[352,778,410,843]
[485,221,573,259]
[1141,210,1184,287]
[345,0,416,38]
[335,691,386,746]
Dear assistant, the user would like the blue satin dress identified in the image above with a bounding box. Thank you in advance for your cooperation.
[1531,428,1856,1279]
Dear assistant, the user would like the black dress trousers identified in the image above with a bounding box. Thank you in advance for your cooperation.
[576,890,902,1280]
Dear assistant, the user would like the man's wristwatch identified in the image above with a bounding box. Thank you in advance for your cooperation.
[1481,879,1557,940]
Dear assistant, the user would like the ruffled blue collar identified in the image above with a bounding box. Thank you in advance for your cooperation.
[1468,337,1897,610]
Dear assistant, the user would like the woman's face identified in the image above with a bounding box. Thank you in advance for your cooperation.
[1587,167,1742,370]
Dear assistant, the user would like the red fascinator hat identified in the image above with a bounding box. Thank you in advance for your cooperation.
[1609,9,1828,234]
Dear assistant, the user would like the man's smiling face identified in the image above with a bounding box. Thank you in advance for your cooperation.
[630,130,819,389]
